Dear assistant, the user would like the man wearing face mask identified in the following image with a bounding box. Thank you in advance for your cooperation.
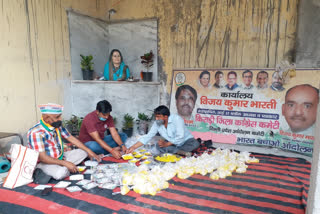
[127,105,200,156]
[27,103,101,180]
[79,100,128,159]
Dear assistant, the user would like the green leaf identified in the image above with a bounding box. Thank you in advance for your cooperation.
[123,113,135,129]
[80,54,94,71]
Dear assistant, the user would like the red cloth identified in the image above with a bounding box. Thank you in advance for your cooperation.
[78,110,114,143]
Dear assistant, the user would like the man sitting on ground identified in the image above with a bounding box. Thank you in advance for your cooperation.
[127,105,200,156]
[79,100,128,159]
[27,103,101,180]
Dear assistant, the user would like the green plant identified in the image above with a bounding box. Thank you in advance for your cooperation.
[137,112,151,121]
[80,54,94,71]
[123,113,135,129]
[140,50,154,72]
[63,115,84,136]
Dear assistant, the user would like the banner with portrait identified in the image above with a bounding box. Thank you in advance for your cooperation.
[169,69,320,157]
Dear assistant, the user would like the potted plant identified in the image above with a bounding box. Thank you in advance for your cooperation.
[140,50,154,82]
[136,112,152,135]
[122,113,135,137]
[80,54,94,80]
[63,115,84,137]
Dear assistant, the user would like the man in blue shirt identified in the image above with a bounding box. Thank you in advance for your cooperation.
[127,105,200,156]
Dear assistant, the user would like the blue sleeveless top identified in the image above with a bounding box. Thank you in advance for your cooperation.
[104,61,130,80]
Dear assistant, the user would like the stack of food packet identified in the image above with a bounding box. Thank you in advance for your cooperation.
[120,148,259,196]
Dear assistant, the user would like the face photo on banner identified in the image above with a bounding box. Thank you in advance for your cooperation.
[170,69,320,157]
[282,84,319,135]
[270,71,285,91]
[225,71,239,91]
[242,70,254,90]
[256,71,269,89]
[198,70,212,89]
[175,84,198,121]
[213,71,225,89]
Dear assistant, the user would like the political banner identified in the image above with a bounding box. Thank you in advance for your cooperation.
[170,69,320,156]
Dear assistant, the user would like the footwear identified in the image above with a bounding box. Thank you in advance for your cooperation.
[33,168,52,184]
[176,150,192,157]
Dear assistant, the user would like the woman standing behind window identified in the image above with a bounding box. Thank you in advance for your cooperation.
[104,49,130,81]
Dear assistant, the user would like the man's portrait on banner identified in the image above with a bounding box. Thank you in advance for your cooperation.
[213,71,224,89]
[282,84,319,135]
[225,71,239,91]
[270,71,285,91]
[256,70,269,90]
[242,70,254,90]
[175,85,198,121]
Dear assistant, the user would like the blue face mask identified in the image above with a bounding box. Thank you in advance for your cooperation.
[99,117,107,121]
[155,119,164,126]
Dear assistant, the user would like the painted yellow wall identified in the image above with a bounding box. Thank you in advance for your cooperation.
[0,0,298,133]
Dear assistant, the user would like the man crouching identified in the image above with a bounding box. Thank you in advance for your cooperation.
[27,103,101,180]
[127,105,200,156]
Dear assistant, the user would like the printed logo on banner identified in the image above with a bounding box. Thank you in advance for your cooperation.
[175,72,186,86]
[169,69,320,157]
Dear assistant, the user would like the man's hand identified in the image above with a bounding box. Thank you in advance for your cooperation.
[110,149,122,159]
[87,150,102,162]
[63,161,78,173]
[158,140,172,148]
[121,145,128,153]
[126,142,143,154]
[126,147,135,154]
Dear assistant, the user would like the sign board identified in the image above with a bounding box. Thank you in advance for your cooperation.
[170,69,320,156]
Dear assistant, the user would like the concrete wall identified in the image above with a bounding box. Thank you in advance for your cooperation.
[108,19,158,81]
[68,11,109,80]
[0,0,70,134]
[296,1,320,213]
[0,0,299,137]
[67,11,159,128]
[1,1,320,213]
[71,81,160,131]
[307,104,320,214]
[296,0,320,68]
[68,11,157,80]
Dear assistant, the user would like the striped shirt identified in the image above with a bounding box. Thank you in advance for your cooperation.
[27,122,70,159]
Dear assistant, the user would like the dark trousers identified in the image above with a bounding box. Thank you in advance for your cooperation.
[156,138,200,154]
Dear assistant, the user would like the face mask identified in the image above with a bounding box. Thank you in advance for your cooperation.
[156,119,164,126]
[99,117,107,121]
[51,120,62,128]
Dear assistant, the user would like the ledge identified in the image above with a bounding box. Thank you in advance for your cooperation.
[72,80,161,85]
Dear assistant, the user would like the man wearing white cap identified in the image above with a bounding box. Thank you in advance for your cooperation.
[27,103,101,180]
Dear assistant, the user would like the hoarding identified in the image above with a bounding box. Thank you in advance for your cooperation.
[170,69,320,156]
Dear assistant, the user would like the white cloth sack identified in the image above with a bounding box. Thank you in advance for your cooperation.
[3,144,39,189]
